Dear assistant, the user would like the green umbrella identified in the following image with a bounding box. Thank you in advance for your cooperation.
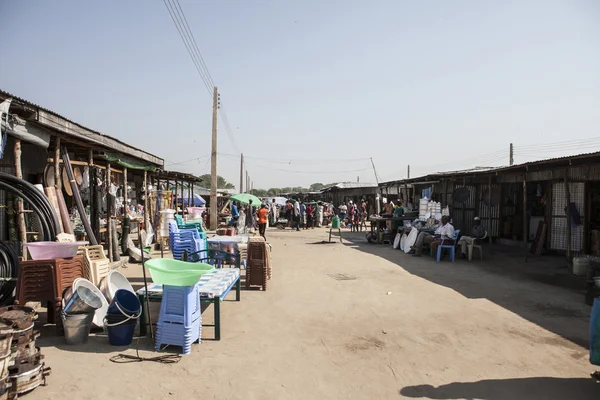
[230,193,261,205]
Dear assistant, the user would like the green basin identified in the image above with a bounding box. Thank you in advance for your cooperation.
[145,258,215,286]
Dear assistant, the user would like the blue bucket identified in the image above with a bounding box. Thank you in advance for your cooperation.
[106,317,137,346]
[107,289,141,318]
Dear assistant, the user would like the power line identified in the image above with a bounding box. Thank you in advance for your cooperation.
[164,155,210,166]
[218,152,371,164]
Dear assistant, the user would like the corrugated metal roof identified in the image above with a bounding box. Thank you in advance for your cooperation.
[0,89,163,166]
[380,151,600,186]
[328,182,378,189]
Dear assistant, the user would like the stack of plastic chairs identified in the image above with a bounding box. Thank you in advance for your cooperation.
[168,221,206,261]
[155,283,201,354]
[77,245,111,285]
[175,214,207,239]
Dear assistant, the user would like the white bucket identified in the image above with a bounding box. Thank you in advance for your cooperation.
[573,257,589,277]
[98,270,135,304]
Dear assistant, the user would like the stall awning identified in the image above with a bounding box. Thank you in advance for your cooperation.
[102,152,158,171]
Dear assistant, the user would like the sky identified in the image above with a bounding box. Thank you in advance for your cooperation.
[1,0,599,189]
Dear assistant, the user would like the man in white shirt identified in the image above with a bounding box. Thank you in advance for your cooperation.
[413,216,455,256]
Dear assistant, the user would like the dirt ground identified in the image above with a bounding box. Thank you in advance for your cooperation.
[30,227,599,400]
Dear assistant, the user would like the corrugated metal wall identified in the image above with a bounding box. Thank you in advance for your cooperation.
[551,182,585,253]
[478,183,500,237]
[451,184,477,234]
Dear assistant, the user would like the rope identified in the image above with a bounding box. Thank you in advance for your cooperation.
[109,338,182,364]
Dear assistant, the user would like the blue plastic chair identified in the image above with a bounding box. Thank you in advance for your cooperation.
[435,229,461,262]
[169,221,206,261]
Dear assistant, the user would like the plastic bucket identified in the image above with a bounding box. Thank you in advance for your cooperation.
[105,317,136,346]
[99,270,135,304]
[61,312,94,345]
[63,279,103,314]
[107,289,141,318]
[331,217,340,229]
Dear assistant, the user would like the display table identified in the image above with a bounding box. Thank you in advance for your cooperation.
[137,268,241,340]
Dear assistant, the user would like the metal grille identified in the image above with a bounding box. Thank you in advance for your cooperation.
[550,182,584,252]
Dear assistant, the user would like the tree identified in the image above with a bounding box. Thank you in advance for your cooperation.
[309,183,325,191]
[198,174,235,189]
[250,189,267,197]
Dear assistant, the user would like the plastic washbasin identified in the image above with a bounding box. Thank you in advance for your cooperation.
[26,241,89,260]
[145,258,215,286]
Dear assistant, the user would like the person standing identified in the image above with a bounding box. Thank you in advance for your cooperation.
[229,201,239,230]
[257,204,269,239]
[338,203,347,222]
[316,202,324,227]
[293,200,301,231]
[270,198,278,226]
[306,203,314,229]
[299,202,306,229]
[247,199,256,230]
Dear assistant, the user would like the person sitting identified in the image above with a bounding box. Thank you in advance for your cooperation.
[412,216,455,257]
[458,216,487,258]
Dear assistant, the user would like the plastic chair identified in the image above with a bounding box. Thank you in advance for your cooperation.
[175,214,206,238]
[169,221,206,261]
[184,249,241,269]
[435,230,461,262]
[468,231,487,261]
[155,283,201,354]
[77,245,111,285]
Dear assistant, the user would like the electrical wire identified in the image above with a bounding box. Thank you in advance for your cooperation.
[164,155,210,167]
[218,152,371,165]
[109,338,182,364]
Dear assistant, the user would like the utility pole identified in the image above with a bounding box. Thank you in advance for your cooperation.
[210,86,219,230]
[407,165,411,179]
[370,157,380,185]
[246,171,249,194]
[370,157,381,215]
[509,143,514,166]
[239,153,244,193]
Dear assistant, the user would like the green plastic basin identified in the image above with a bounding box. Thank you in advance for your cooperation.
[331,217,340,229]
[145,258,215,286]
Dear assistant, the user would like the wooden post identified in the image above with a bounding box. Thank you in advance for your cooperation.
[14,140,27,259]
[565,168,572,266]
[143,171,148,229]
[166,178,170,208]
[174,179,179,214]
[488,174,493,244]
[523,175,528,262]
[210,86,219,231]
[54,137,61,191]
[123,167,128,218]
[107,162,113,262]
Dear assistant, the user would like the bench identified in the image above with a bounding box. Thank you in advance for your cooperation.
[137,268,241,340]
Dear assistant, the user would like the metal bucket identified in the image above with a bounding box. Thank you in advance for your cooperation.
[63,279,103,315]
[61,313,93,345]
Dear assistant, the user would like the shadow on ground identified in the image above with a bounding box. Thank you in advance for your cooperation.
[341,231,591,348]
[400,377,599,400]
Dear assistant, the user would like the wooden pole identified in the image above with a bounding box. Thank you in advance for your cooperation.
[565,168,572,266]
[523,175,528,262]
[143,171,148,229]
[123,167,128,218]
[240,153,244,193]
[54,137,61,191]
[14,140,27,259]
[174,179,179,214]
[488,174,493,244]
[210,86,219,231]
[107,162,113,262]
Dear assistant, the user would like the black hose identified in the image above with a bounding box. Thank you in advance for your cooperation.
[0,242,18,306]
[0,180,56,240]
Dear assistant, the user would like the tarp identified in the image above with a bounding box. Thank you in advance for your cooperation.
[103,152,158,171]
[268,197,288,206]
[178,193,206,206]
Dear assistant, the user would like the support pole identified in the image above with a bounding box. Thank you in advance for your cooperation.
[210,86,219,231]
[174,180,179,214]
[523,175,528,262]
[14,140,27,259]
[54,137,61,192]
[107,162,113,262]
[488,174,493,244]
[246,171,249,194]
[143,171,148,230]
[510,143,514,166]
[240,153,244,193]
[123,167,128,218]
[565,168,572,267]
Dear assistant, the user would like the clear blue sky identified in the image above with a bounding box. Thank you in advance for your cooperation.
[1,1,599,189]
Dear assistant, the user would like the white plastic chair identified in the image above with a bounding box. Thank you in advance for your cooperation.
[468,231,487,261]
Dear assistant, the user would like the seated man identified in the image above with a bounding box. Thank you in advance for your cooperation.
[413,216,455,257]
[458,216,486,258]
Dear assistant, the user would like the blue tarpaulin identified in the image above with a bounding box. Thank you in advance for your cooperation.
[178,193,206,206]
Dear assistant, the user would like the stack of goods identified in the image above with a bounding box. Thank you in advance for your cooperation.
[237,243,248,269]
[16,253,85,332]
[155,284,200,355]
[246,237,270,291]
[0,306,51,398]
[427,201,441,216]
[61,278,105,345]
[418,198,429,220]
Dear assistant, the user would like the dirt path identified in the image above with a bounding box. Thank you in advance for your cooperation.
[32,228,598,399]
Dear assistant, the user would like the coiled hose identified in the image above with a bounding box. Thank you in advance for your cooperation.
[0,172,59,240]
[0,241,18,306]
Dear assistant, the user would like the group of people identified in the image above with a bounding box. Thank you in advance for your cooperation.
[229,199,271,239]
[410,215,487,259]
[283,200,325,231]
[337,199,368,231]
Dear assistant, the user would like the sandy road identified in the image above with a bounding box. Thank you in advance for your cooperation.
[31,228,598,399]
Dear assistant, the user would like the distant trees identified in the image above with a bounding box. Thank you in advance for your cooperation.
[198,174,235,190]
[249,183,336,197]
